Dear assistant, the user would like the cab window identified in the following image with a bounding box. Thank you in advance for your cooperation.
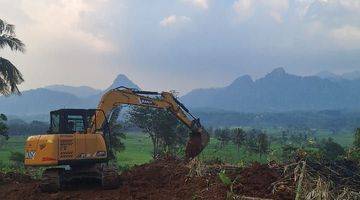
[67,115,85,133]
[51,113,60,133]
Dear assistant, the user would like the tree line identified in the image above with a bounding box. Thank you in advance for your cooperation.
[196,110,360,134]
[210,127,270,158]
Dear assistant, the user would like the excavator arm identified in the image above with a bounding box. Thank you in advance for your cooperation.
[90,87,210,160]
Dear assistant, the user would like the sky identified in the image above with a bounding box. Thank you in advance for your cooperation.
[1,0,360,94]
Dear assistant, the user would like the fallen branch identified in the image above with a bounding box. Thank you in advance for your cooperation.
[295,161,306,200]
[235,196,273,200]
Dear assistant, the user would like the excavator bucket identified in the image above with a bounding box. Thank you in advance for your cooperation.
[185,129,210,160]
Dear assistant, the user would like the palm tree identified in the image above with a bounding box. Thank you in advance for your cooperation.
[0,19,25,95]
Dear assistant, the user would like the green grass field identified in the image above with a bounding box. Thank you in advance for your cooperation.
[0,130,355,169]
[0,135,27,165]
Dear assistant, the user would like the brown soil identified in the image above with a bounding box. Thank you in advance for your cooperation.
[0,158,294,200]
[232,163,294,199]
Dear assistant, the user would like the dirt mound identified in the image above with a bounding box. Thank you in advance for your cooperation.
[0,172,33,184]
[232,163,294,200]
[119,156,226,199]
[0,158,294,200]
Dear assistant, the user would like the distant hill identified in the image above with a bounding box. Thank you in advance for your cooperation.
[315,71,343,81]
[4,69,360,118]
[315,70,360,81]
[0,74,140,117]
[44,85,101,98]
[342,71,360,80]
[181,68,360,112]
[0,88,89,115]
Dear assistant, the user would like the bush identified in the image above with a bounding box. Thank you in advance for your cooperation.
[319,138,345,160]
[9,151,24,168]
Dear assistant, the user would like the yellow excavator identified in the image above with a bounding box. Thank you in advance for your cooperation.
[24,87,209,192]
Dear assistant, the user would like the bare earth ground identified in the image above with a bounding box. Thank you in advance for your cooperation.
[0,157,294,200]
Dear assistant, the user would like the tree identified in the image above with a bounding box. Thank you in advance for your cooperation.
[232,128,246,152]
[215,128,231,148]
[0,19,25,95]
[280,130,288,145]
[0,19,25,147]
[0,114,8,148]
[354,128,360,149]
[108,107,126,155]
[257,132,270,158]
[320,137,345,160]
[244,129,259,154]
[127,106,186,158]
[281,144,298,162]
[0,114,8,139]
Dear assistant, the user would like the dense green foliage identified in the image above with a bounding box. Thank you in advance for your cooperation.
[354,128,360,149]
[0,19,25,95]
[0,114,8,139]
[127,106,188,158]
[7,119,48,135]
[108,107,126,154]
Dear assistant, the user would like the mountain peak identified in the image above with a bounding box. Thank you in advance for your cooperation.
[106,74,140,90]
[263,67,288,80]
[229,75,253,87]
[269,67,286,75]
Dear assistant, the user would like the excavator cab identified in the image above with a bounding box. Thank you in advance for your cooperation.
[49,109,96,134]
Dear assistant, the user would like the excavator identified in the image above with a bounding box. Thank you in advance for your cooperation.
[24,87,210,192]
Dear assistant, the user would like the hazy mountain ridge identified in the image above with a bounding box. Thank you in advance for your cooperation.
[316,70,360,81]
[0,88,89,115]
[181,68,360,112]
[44,85,101,98]
[0,74,140,116]
[3,69,360,117]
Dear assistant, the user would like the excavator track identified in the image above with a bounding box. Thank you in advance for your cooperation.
[40,168,64,193]
[101,167,120,189]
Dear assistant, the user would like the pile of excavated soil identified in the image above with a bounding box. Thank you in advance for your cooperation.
[232,163,294,200]
[0,158,294,200]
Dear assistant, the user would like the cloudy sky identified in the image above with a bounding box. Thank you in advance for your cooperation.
[1,0,360,94]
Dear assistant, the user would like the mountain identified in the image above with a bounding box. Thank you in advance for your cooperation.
[342,71,360,80]
[0,74,140,118]
[315,71,342,81]
[106,74,140,91]
[44,85,101,98]
[315,70,360,81]
[0,88,89,115]
[181,67,360,112]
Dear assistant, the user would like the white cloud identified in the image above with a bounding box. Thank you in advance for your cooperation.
[233,0,254,22]
[20,0,115,53]
[330,25,360,48]
[339,0,360,11]
[160,15,191,27]
[295,0,314,18]
[183,0,209,10]
[233,0,289,23]
[264,0,289,23]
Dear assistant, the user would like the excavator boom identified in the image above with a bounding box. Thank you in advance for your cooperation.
[91,87,210,159]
